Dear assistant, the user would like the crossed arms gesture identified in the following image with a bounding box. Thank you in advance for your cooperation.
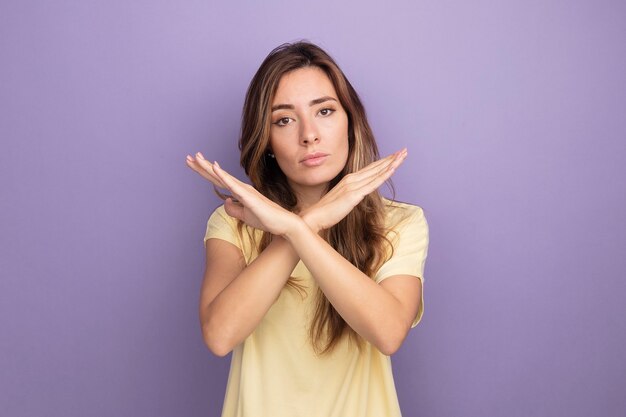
[186,149,422,357]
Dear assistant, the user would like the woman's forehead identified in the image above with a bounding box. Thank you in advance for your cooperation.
[272,67,337,104]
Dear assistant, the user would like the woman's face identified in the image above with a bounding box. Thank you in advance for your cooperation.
[269,66,349,199]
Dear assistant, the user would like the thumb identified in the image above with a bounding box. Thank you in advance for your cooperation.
[224,198,245,220]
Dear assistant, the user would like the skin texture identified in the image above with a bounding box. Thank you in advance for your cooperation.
[268,66,349,210]
[185,67,422,357]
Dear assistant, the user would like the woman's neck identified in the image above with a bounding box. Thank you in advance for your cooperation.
[291,183,329,213]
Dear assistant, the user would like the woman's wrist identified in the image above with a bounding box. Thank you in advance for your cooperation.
[300,211,321,235]
[282,214,315,244]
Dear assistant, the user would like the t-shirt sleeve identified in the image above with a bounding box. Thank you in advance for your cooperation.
[203,205,240,249]
[374,205,429,327]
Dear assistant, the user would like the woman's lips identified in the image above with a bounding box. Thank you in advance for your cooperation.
[300,152,329,166]
[301,155,328,167]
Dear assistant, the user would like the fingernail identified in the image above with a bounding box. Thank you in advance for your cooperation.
[196,152,204,159]
[186,155,193,161]
[214,161,220,168]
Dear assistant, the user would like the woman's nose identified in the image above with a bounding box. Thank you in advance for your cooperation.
[299,118,320,145]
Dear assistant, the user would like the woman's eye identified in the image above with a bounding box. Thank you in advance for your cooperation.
[274,117,292,126]
[319,108,335,116]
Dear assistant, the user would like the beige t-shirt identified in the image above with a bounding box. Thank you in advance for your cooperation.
[204,199,429,417]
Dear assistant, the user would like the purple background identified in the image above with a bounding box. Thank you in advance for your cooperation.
[1,1,625,416]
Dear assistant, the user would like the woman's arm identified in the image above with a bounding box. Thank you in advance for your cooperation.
[187,155,302,356]
[284,219,422,356]
[199,235,300,357]
[206,149,421,355]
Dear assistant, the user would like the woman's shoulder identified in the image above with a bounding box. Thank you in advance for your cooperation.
[382,197,425,220]
[381,198,427,236]
[380,198,428,244]
[211,203,229,217]
[208,204,236,226]
[206,204,262,262]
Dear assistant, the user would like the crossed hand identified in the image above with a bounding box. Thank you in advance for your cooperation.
[185,149,407,236]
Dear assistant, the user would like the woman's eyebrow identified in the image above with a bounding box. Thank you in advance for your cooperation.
[271,96,337,112]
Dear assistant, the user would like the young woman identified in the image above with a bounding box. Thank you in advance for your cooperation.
[186,41,429,417]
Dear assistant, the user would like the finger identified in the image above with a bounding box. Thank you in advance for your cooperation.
[348,149,405,182]
[370,149,406,176]
[186,158,225,187]
[371,151,403,176]
[322,151,401,199]
[213,162,285,225]
[188,154,228,188]
[211,161,255,203]
[358,162,400,196]
[359,150,407,193]
[359,151,398,173]
[224,197,245,220]
[344,153,398,183]
[186,157,221,182]
[345,149,407,193]
[386,148,408,172]
[375,149,407,178]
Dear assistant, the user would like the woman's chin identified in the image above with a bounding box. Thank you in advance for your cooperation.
[288,174,337,191]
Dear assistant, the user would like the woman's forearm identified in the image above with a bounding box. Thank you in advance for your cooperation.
[283,219,411,355]
[202,235,299,356]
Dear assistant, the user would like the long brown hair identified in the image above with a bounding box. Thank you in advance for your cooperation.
[233,41,393,354]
